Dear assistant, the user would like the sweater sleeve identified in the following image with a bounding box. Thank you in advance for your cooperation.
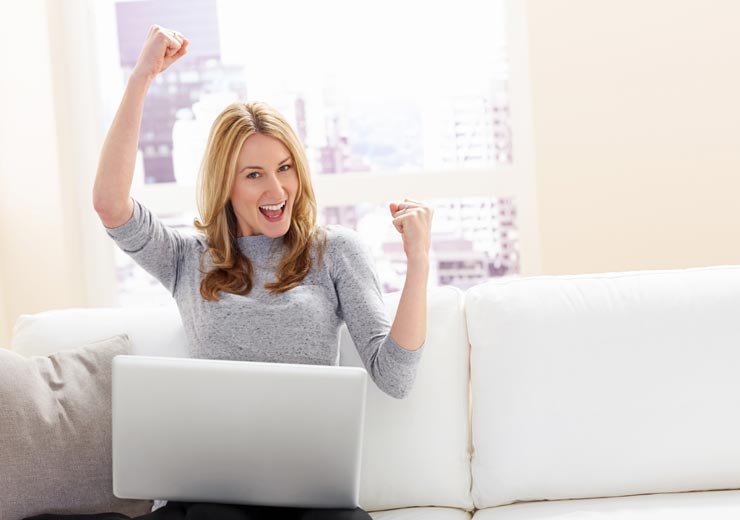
[103,197,195,297]
[329,225,425,399]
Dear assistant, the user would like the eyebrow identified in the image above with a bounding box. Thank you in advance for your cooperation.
[239,156,292,173]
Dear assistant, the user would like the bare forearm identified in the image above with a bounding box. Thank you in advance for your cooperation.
[390,255,430,351]
[92,71,152,215]
[94,25,189,219]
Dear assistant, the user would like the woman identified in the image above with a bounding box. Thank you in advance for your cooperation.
[88,24,431,520]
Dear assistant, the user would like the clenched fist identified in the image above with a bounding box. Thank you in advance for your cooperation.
[389,198,433,262]
[132,24,189,80]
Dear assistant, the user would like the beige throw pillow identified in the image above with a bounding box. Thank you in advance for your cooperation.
[0,334,153,520]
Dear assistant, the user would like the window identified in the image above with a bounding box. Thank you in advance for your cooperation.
[320,198,519,293]
[94,0,538,304]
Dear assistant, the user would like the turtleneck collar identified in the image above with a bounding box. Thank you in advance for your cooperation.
[236,234,285,263]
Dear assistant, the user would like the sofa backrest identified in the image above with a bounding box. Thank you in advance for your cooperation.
[466,265,740,508]
[11,306,188,357]
[10,286,473,512]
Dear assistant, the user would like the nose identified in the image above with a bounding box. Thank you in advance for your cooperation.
[264,171,287,200]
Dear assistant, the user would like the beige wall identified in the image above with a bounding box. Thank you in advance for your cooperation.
[0,0,86,348]
[0,0,117,348]
[526,0,740,275]
[0,273,7,349]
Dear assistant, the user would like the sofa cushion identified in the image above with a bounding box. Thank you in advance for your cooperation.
[371,507,472,519]
[10,306,187,357]
[466,265,740,508]
[472,489,740,519]
[0,334,153,520]
[341,286,473,511]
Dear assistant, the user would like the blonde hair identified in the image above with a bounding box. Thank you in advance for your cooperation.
[193,101,326,301]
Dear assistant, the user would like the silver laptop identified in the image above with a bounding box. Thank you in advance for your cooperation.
[111,355,368,509]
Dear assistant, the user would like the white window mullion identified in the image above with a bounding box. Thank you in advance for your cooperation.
[506,0,541,276]
[133,183,194,215]
[314,168,521,207]
[135,167,524,214]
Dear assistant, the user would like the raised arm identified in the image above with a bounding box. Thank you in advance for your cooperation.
[330,226,426,399]
[388,198,433,350]
[92,25,188,227]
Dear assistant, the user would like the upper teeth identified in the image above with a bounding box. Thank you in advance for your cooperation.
[260,201,285,211]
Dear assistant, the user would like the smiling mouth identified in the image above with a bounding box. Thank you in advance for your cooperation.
[258,200,287,222]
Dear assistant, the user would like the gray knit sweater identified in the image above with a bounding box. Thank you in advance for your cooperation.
[104,198,424,399]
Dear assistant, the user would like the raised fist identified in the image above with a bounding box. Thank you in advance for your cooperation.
[132,24,188,80]
[389,198,434,261]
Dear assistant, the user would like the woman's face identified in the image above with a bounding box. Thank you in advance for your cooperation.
[230,133,299,238]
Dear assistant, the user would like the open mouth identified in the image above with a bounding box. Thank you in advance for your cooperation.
[258,200,287,222]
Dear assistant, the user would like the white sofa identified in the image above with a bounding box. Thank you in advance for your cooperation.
[9,264,740,519]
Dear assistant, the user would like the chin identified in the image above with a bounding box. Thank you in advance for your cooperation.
[264,220,290,238]
[265,228,289,238]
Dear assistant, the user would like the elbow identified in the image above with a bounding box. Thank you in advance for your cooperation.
[390,389,411,400]
[92,185,129,216]
[94,195,134,228]
[93,201,109,218]
[365,338,422,399]
[93,201,117,227]
[92,191,113,216]
[92,191,105,214]
[378,380,415,400]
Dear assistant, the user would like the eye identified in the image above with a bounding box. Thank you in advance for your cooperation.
[246,172,261,179]
[279,164,292,173]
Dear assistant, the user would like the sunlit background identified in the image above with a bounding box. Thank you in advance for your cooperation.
[106,0,521,306]
[2,0,739,346]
